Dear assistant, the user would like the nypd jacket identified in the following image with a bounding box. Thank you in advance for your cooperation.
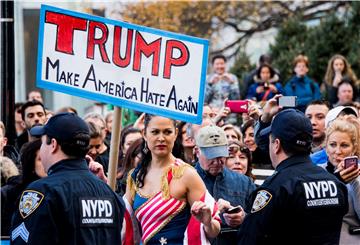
[11,158,124,245]
[237,155,348,245]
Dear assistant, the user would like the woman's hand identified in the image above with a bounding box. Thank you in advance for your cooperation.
[133,113,145,131]
[261,94,283,123]
[256,86,264,94]
[191,201,212,226]
[268,84,278,93]
[248,101,263,121]
[337,161,360,183]
[333,72,342,88]
[212,99,231,126]
[87,155,108,183]
[191,201,220,238]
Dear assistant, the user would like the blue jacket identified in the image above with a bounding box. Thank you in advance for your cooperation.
[195,163,256,208]
[311,148,328,165]
[195,162,256,244]
[246,82,283,102]
[284,75,321,112]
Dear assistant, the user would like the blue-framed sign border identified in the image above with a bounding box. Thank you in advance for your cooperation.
[37,4,209,124]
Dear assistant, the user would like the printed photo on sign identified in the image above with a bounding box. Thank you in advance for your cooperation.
[19,190,44,219]
[37,5,209,124]
[80,197,115,227]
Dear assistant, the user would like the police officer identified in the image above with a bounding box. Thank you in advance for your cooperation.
[11,113,124,244]
[237,108,349,244]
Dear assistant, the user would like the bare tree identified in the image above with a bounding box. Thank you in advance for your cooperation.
[114,1,350,58]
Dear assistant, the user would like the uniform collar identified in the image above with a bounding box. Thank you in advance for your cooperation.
[48,158,88,175]
[326,161,336,173]
[275,154,312,173]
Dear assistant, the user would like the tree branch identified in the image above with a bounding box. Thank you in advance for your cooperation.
[212,1,347,56]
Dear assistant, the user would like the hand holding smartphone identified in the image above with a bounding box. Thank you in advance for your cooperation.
[344,156,358,169]
[224,206,242,214]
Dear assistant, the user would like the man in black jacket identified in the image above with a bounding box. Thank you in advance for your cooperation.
[237,107,349,244]
[11,113,124,244]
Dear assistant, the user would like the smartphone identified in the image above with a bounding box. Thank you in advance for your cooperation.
[224,206,242,214]
[349,226,360,235]
[225,100,249,113]
[344,156,358,169]
[278,96,297,107]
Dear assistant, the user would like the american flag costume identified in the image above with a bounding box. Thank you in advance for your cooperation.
[121,159,220,244]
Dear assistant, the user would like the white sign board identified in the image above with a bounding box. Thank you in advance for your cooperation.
[37,5,209,124]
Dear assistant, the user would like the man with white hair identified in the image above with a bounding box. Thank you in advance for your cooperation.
[194,125,255,244]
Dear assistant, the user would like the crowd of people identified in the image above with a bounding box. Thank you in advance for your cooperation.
[1,52,360,244]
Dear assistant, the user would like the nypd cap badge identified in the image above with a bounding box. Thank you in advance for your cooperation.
[251,190,272,213]
[19,190,44,219]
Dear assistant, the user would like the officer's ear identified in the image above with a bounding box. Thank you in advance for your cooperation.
[52,138,62,153]
[272,138,282,154]
[46,136,60,154]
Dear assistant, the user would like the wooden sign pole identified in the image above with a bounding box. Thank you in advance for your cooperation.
[107,106,122,191]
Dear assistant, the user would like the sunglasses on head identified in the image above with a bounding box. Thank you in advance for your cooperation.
[228,145,249,155]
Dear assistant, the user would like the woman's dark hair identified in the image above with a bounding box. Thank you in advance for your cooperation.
[120,138,144,175]
[172,121,187,161]
[137,114,176,188]
[240,144,255,181]
[241,118,255,136]
[117,138,144,194]
[20,139,42,186]
[117,125,141,170]
[256,63,275,80]
[120,126,141,155]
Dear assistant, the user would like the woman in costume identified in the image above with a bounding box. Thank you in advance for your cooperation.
[123,114,220,244]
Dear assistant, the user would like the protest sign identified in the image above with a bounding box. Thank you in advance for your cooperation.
[37,5,209,124]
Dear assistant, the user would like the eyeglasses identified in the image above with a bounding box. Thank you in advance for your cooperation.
[228,145,250,155]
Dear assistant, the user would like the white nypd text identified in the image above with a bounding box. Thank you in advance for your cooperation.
[303,180,339,207]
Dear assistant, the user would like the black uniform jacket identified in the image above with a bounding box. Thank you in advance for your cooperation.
[237,155,348,245]
[11,158,124,245]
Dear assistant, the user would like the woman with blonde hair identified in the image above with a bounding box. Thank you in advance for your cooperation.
[324,116,360,244]
[323,54,359,105]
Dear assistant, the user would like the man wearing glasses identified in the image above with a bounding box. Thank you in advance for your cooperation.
[194,125,256,245]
